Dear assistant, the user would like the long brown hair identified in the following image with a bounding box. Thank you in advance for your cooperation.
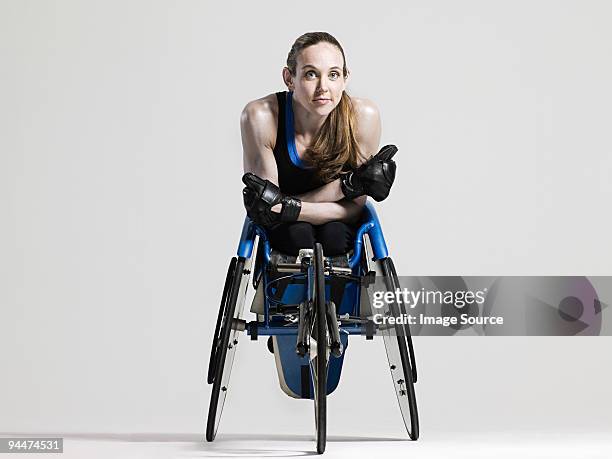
[286,32,363,182]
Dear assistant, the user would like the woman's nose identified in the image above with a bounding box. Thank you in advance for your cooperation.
[317,78,329,92]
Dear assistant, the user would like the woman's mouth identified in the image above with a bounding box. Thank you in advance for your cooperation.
[313,98,331,105]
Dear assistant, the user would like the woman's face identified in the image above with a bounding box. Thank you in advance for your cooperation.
[284,42,347,118]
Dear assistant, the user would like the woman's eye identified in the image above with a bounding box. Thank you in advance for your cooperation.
[329,72,340,80]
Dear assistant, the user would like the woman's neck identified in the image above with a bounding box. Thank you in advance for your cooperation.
[292,98,327,140]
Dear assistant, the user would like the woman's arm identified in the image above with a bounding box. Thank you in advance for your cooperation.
[295,178,344,203]
[297,196,367,225]
[241,95,280,184]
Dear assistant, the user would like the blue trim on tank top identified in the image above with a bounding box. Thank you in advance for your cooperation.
[285,92,313,170]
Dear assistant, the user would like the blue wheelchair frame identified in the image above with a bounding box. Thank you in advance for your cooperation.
[206,201,419,452]
[238,202,387,335]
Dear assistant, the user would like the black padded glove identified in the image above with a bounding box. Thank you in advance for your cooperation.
[341,144,397,202]
[242,173,301,227]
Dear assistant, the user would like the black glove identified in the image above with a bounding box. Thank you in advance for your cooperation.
[242,173,301,227]
[341,144,397,202]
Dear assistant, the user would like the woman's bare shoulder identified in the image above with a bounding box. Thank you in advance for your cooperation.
[241,93,279,126]
[350,96,380,119]
[240,93,280,150]
[350,96,382,161]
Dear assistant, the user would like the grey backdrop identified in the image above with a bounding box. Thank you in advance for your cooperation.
[1,0,611,438]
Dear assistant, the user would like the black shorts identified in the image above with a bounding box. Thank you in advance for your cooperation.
[267,221,357,256]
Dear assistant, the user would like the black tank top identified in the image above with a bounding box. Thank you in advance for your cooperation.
[273,91,325,195]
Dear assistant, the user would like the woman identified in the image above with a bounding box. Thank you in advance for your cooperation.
[241,31,397,257]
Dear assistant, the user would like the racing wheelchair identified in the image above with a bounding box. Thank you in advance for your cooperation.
[205,201,419,454]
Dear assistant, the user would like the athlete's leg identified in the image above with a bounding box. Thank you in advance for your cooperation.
[314,221,356,256]
[267,221,316,256]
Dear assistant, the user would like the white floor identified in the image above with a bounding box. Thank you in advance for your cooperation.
[4,431,612,459]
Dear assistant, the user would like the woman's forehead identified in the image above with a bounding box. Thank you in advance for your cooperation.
[297,43,344,70]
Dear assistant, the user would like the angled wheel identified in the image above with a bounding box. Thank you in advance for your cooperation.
[206,256,249,442]
[388,258,418,384]
[207,257,237,385]
[380,257,419,440]
[311,243,328,454]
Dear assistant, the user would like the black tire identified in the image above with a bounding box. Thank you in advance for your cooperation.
[313,243,327,454]
[206,257,245,442]
[388,258,418,384]
[382,257,419,440]
[207,257,237,385]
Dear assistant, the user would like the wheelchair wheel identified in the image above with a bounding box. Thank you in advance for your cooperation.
[311,242,327,454]
[380,257,419,440]
[206,256,247,442]
[207,257,237,385]
[388,258,418,384]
